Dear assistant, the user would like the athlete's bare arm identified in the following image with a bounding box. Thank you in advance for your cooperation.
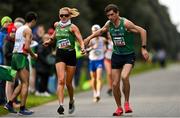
[71,24,86,54]
[125,19,149,61]
[24,28,37,59]
[84,21,109,46]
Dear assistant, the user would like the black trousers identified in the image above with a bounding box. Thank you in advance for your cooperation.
[36,72,50,93]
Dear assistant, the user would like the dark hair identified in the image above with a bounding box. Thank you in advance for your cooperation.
[25,11,37,23]
[104,4,119,13]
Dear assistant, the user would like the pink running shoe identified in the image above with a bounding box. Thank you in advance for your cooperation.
[124,102,133,113]
[113,107,123,116]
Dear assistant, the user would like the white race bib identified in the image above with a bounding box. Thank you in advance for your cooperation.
[94,50,102,56]
[57,39,71,49]
[114,37,126,46]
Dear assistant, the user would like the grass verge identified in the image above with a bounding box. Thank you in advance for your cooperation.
[0,94,57,116]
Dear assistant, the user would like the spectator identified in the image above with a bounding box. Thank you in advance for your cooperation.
[0,16,12,105]
[157,48,166,68]
[35,34,53,96]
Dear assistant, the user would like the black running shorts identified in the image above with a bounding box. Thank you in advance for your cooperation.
[111,53,135,69]
[55,49,76,66]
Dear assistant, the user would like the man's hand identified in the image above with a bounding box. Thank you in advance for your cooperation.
[141,48,149,61]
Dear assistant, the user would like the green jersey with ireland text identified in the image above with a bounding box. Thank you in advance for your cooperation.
[108,18,134,55]
[55,24,76,50]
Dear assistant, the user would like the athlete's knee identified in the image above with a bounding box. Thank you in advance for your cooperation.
[112,81,119,89]
[121,74,129,80]
[58,79,65,86]
[66,81,72,88]
[21,80,29,87]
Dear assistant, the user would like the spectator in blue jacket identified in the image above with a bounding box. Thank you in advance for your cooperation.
[0,16,12,105]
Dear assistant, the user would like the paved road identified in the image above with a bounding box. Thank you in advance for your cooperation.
[4,64,180,118]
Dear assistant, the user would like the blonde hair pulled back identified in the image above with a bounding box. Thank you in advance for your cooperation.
[59,7,80,18]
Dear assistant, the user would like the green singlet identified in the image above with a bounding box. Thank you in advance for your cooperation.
[108,17,134,55]
[55,24,76,50]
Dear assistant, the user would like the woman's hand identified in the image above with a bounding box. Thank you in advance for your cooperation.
[80,48,87,55]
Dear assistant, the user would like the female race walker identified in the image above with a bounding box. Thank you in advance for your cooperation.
[44,7,86,115]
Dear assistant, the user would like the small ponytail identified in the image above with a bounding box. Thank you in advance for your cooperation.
[59,7,80,18]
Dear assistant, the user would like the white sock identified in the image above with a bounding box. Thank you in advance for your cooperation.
[93,91,97,97]
[96,91,100,97]
[59,103,64,106]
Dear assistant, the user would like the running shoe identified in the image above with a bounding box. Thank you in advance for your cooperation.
[68,100,75,114]
[93,96,101,103]
[57,105,64,115]
[112,107,123,116]
[124,102,133,113]
[93,97,97,102]
[4,103,17,113]
[107,89,112,96]
[96,96,100,102]
[18,108,34,115]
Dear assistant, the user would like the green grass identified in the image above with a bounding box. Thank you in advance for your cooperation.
[0,106,8,116]
[26,94,57,108]
[0,94,57,116]
[131,61,160,75]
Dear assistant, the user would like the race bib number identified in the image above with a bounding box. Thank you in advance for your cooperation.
[57,39,71,49]
[114,37,126,46]
[94,50,101,56]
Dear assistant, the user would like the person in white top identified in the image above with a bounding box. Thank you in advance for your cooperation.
[87,24,106,102]
[5,17,25,108]
[4,12,37,115]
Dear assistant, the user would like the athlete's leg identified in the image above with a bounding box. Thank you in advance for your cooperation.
[112,69,122,107]
[90,71,97,98]
[66,65,76,114]
[104,59,112,92]
[121,64,133,113]
[29,67,36,93]
[8,72,22,102]
[65,66,76,101]
[8,84,21,102]
[56,62,66,105]
[18,68,30,107]
[121,64,133,102]
[4,75,21,113]
[96,68,103,97]
[6,81,15,101]
[6,73,20,101]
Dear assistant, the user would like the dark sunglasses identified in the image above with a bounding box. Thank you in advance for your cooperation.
[59,14,70,18]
